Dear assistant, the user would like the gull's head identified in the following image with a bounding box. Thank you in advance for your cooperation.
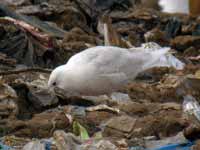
[48,65,81,97]
[48,65,66,91]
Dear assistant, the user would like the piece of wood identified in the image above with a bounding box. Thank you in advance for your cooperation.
[189,0,200,16]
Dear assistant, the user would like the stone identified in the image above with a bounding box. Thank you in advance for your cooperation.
[192,140,200,150]
[27,79,58,110]
[7,109,70,138]
[144,28,169,45]
[184,124,200,141]
[0,82,18,136]
[103,115,136,138]
[171,35,200,51]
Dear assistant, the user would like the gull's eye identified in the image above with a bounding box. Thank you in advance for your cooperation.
[52,82,56,86]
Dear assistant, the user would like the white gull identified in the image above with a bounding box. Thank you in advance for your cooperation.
[48,43,184,96]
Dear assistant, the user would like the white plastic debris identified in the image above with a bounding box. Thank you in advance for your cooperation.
[145,132,188,149]
[53,131,82,150]
[22,141,45,150]
[183,95,200,123]
[159,0,189,14]
[110,92,131,102]
[81,140,117,150]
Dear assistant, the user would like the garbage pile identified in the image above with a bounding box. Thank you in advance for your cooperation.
[0,0,200,150]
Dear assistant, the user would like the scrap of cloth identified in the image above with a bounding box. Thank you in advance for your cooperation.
[48,43,185,96]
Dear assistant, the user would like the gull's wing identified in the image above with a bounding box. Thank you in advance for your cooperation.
[66,46,170,80]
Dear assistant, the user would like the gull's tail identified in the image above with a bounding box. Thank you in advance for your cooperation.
[130,42,185,71]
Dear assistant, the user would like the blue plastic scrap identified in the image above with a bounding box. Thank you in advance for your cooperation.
[44,141,52,150]
[130,141,194,150]
[129,146,145,150]
[0,142,12,150]
[148,141,194,150]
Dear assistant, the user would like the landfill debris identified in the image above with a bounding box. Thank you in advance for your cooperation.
[0,0,200,149]
[53,130,82,150]
[159,0,189,14]
[165,17,182,38]
[145,132,189,148]
[0,5,67,38]
[110,92,131,102]
[171,35,200,51]
[189,55,200,61]
[81,139,118,150]
[144,28,169,45]
[130,146,145,150]
[99,15,130,48]
[103,115,136,138]
[184,124,200,141]
[192,140,200,150]
[183,95,200,142]
[149,141,193,150]
[0,142,12,150]
[183,95,200,125]
[22,141,46,150]
[73,121,90,140]
[86,104,120,114]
